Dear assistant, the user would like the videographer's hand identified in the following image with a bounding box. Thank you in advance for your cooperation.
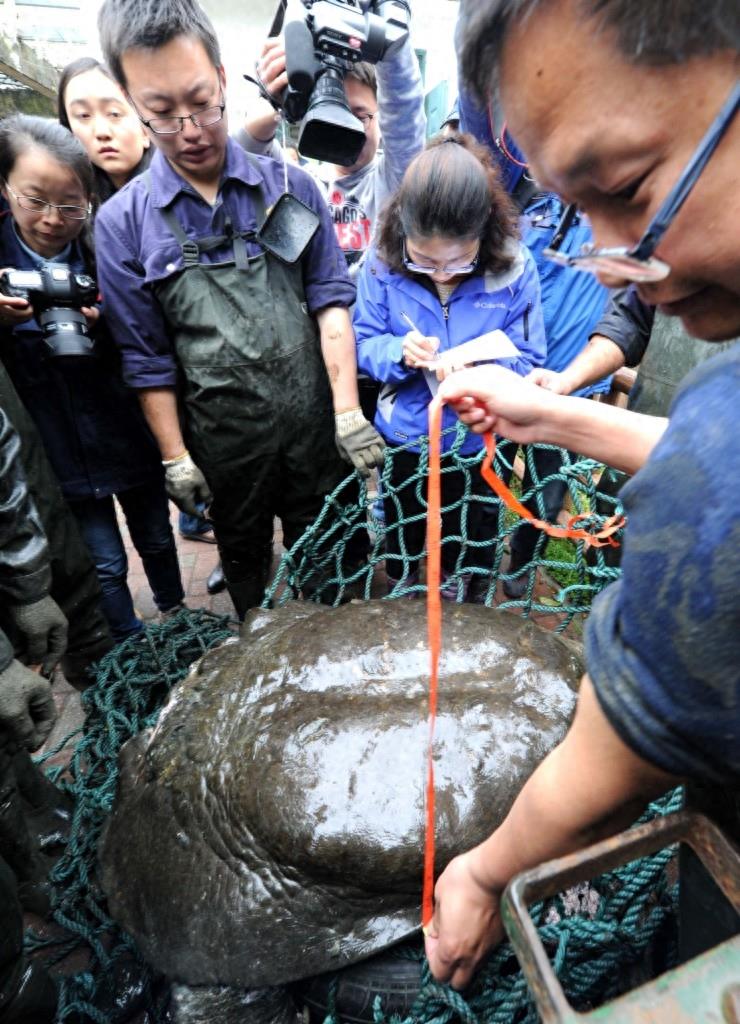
[402,330,439,369]
[257,36,288,98]
[0,280,33,327]
[437,365,558,444]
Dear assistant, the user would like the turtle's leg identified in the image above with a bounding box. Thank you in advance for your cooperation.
[170,984,301,1024]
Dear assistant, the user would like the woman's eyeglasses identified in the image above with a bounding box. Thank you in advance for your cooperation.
[402,239,480,276]
[4,182,89,221]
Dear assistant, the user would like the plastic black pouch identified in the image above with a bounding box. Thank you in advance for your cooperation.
[257,192,320,264]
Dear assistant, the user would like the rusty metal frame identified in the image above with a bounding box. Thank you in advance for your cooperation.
[501,810,740,1023]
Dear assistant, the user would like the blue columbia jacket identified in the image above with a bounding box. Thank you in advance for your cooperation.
[457,89,611,396]
[354,241,546,454]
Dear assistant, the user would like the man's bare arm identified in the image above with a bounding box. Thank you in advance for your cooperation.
[528,334,628,395]
[316,306,361,412]
[425,675,679,989]
[438,365,667,476]
[138,387,187,460]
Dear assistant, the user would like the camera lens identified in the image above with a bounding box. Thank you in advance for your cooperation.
[39,308,95,357]
[298,69,366,165]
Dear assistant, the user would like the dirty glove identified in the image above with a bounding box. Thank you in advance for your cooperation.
[8,595,68,674]
[335,408,386,478]
[0,659,57,750]
[162,451,213,517]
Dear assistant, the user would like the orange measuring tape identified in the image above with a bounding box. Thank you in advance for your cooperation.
[422,396,625,929]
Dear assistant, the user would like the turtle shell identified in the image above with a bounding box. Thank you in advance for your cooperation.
[100,600,582,987]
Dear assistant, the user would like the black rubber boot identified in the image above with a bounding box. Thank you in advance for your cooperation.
[221,547,273,620]
[502,550,532,599]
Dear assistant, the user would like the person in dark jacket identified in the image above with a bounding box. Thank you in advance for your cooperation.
[0,407,62,747]
[0,114,184,640]
[0,407,64,1024]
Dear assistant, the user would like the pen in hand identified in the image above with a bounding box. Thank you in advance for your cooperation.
[400,312,439,369]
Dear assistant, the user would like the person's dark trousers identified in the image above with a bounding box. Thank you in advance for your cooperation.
[508,444,575,566]
[383,446,490,584]
[68,479,184,641]
[210,444,368,620]
[466,441,516,571]
[0,728,61,1022]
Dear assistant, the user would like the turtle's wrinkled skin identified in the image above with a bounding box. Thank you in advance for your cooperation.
[100,601,582,988]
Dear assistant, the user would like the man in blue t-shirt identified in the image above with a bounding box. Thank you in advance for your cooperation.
[422,0,740,989]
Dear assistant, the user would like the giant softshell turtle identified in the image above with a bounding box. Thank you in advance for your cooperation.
[100,600,582,988]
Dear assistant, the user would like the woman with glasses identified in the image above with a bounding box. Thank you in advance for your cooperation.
[0,114,184,641]
[354,132,546,598]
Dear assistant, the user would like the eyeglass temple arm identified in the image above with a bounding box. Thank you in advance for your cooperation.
[632,79,740,260]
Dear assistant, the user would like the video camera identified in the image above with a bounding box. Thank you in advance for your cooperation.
[272,0,410,165]
[0,265,97,357]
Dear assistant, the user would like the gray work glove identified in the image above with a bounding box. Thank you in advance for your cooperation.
[162,451,213,517]
[335,408,386,478]
[0,659,57,750]
[8,595,68,674]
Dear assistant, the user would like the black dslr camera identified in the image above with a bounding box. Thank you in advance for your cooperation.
[274,0,410,165]
[0,265,98,357]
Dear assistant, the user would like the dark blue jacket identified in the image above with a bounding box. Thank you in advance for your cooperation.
[0,213,163,500]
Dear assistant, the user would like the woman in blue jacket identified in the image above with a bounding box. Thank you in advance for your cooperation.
[354,133,546,598]
[0,114,183,640]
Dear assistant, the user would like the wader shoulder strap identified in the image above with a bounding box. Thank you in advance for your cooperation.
[143,167,267,271]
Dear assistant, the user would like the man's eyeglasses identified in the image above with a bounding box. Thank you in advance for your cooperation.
[544,79,740,283]
[403,239,480,276]
[4,182,89,221]
[136,91,226,135]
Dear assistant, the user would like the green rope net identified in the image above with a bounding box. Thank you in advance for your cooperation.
[30,609,235,1023]
[265,429,624,634]
[313,789,680,1024]
[24,442,675,1023]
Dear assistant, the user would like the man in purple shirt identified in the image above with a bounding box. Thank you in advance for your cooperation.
[95,0,384,617]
